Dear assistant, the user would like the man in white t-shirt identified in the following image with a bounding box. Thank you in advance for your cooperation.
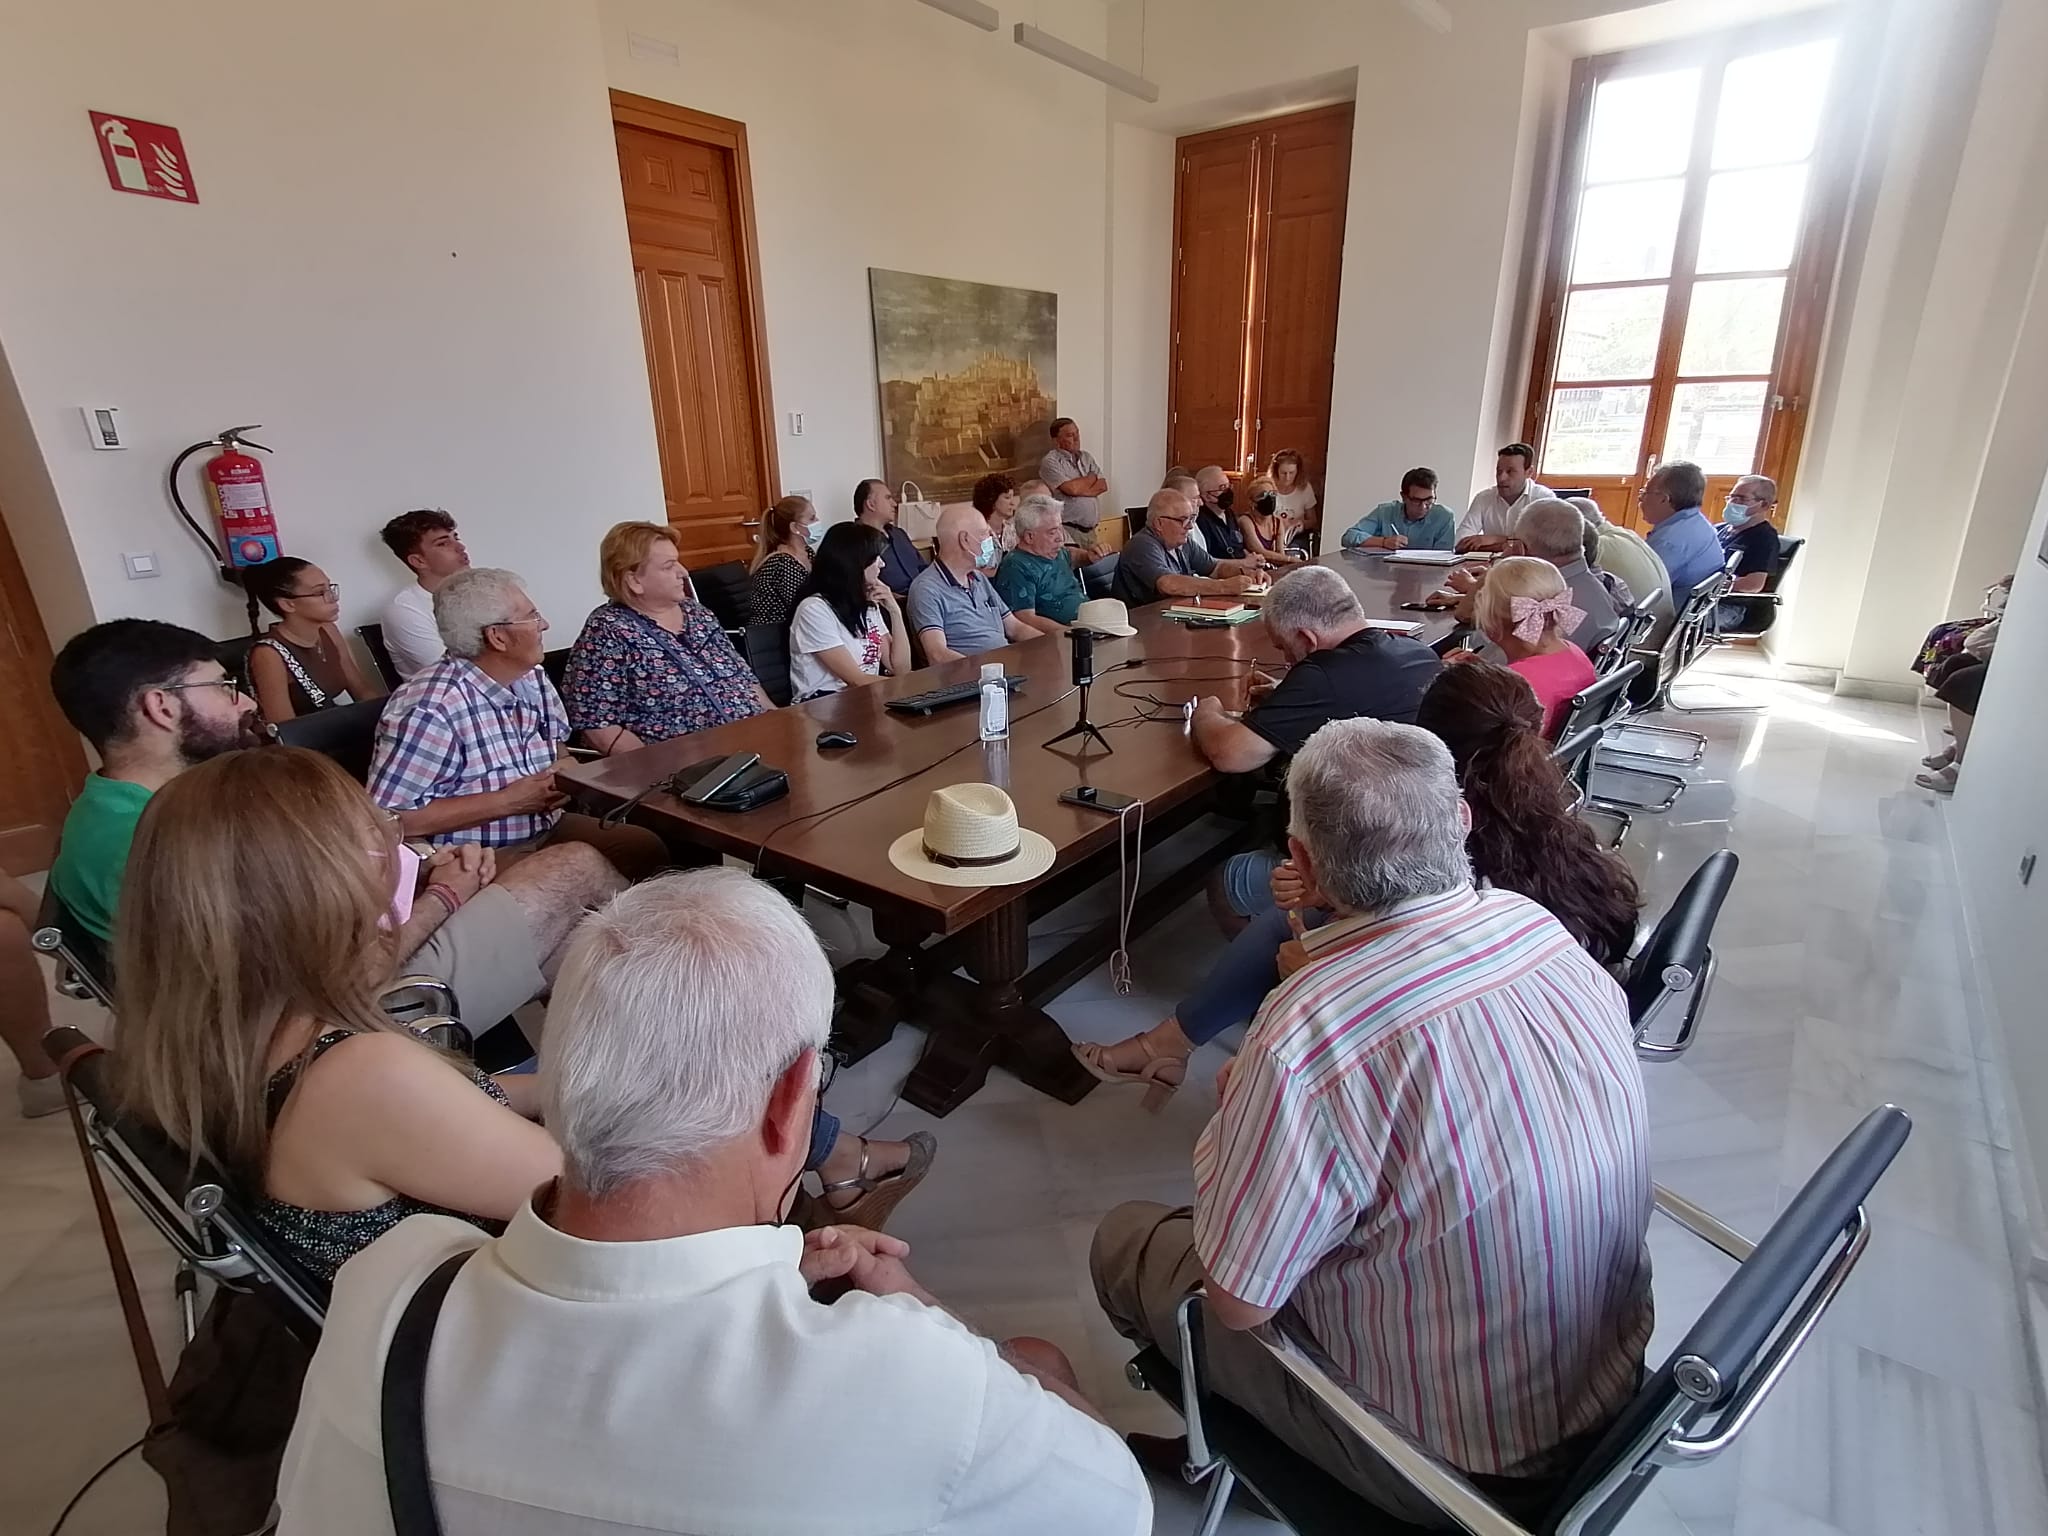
[1456,443,1554,554]
[278,869,1151,1536]
[377,508,471,679]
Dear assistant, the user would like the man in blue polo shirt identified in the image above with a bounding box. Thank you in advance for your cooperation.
[907,503,1039,662]
[1639,460,1725,605]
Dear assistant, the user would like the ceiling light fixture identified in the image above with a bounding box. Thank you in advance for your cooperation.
[916,0,1000,31]
[1013,22,1160,103]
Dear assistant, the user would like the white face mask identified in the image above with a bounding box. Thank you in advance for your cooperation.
[803,523,821,550]
[1723,501,1751,526]
[976,535,997,568]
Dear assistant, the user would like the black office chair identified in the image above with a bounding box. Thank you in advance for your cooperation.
[1549,723,1619,844]
[46,1024,331,1347]
[31,886,113,1007]
[1596,590,1661,678]
[1627,849,1738,1058]
[1714,537,1802,641]
[541,645,573,693]
[274,695,390,783]
[1128,1103,1910,1536]
[744,623,793,707]
[214,633,260,684]
[1125,503,1151,535]
[356,621,402,690]
[691,560,753,638]
[1606,573,1735,763]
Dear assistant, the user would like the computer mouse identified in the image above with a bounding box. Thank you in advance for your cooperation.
[816,729,858,750]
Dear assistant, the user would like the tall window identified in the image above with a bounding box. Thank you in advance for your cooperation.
[1522,17,1848,531]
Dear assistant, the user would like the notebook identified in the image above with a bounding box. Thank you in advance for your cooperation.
[1382,548,1484,566]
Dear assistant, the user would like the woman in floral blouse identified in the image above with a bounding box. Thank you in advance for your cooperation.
[563,522,771,754]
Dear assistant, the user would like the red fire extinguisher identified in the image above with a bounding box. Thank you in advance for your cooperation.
[169,426,282,575]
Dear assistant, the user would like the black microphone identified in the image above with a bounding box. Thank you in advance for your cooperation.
[1070,625,1097,688]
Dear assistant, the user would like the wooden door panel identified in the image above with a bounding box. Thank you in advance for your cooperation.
[1169,136,1257,472]
[1251,109,1351,482]
[616,115,767,572]
[0,504,87,875]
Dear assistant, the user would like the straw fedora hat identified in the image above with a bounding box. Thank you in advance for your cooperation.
[1071,597,1137,637]
[887,783,1056,888]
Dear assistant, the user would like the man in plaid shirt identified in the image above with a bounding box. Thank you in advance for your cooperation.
[370,568,664,880]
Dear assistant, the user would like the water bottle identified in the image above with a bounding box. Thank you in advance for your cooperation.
[978,662,1010,742]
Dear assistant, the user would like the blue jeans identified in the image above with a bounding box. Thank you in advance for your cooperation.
[1177,904,1331,1045]
[808,1107,840,1170]
[1220,849,1282,918]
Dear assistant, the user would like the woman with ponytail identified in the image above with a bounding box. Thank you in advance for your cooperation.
[747,495,818,627]
[1074,659,1640,1106]
[242,557,383,724]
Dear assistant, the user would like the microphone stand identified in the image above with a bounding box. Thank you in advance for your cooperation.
[1045,627,1113,756]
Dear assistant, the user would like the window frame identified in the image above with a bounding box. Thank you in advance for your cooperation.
[1519,10,1856,520]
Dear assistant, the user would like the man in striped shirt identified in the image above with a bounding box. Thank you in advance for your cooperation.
[1092,719,1652,1523]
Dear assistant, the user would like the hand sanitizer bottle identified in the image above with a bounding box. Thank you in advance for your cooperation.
[978,662,1010,742]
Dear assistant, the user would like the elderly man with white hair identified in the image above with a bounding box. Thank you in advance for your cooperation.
[906,502,1039,663]
[994,494,1089,633]
[1078,567,1440,1093]
[1091,718,1652,1526]
[278,869,1151,1536]
[1513,497,1621,654]
[369,565,664,878]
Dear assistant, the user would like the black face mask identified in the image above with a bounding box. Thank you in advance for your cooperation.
[1254,493,1277,517]
[1213,487,1234,512]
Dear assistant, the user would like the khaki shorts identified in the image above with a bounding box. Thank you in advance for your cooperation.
[406,884,546,1028]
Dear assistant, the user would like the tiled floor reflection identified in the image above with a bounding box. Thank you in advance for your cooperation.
[3,657,2043,1533]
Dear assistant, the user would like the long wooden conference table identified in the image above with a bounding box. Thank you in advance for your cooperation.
[559,549,1462,1116]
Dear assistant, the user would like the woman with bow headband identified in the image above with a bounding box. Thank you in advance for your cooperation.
[1465,556,1597,737]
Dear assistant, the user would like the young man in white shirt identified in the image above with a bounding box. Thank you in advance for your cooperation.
[1456,442,1554,553]
[279,868,1150,1536]
[377,508,471,679]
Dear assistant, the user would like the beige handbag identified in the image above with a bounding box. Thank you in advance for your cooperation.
[897,481,944,544]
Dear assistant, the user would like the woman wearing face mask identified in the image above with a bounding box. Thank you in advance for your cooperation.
[748,495,819,627]
[1234,473,1308,567]
[242,557,385,723]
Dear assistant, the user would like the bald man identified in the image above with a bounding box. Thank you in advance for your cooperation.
[1113,488,1266,607]
[906,502,1039,663]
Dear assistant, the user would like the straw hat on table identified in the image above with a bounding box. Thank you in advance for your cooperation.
[887,783,1055,888]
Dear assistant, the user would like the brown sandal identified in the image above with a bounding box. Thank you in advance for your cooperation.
[794,1132,936,1233]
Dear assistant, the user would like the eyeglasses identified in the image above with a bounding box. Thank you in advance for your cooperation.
[1155,513,1196,526]
[820,1048,841,1096]
[162,677,246,698]
[489,615,547,629]
[285,582,340,600]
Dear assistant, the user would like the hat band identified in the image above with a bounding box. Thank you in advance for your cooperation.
[922,840,1021,869]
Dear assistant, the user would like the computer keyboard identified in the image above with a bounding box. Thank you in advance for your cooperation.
[885,674,1029,715]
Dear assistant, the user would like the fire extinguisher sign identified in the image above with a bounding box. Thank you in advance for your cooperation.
[88,111,198,204]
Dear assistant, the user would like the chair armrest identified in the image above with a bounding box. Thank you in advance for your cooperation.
[1654,1183,1755,1261]
[1175,1292,1534,1536]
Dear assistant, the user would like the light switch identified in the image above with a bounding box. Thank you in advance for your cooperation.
[789,411,805,436]
[82,406,125,450]
[123,551,159,580]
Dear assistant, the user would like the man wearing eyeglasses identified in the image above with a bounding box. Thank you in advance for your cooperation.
[1339,467,1457,552]
[1111,487,1267,607]
[369,567,665,881]
[47,619,267,943]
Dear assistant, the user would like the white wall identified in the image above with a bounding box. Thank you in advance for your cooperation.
[599,0,1114,530]
[1105,122,1175,505]
[0,0,661,645]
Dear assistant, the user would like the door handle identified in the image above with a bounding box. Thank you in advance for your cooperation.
[739,520,762,528]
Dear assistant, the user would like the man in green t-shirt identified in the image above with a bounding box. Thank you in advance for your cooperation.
[993,496,1088,635]
[48,620,264,944]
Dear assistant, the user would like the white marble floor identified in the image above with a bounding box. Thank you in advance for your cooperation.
[4,659,2045,1533]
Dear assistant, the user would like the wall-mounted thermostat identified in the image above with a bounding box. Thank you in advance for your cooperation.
[81,406,125,450]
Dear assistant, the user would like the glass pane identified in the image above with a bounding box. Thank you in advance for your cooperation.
[1585,70,1701,184]
[1664,381,1768,472]
[1713,40,1837,169]
[1572,180,1684,283]
[1678,278,1785,375]
[1544,386,1651,476]
[1696,165,1808,274]
[1557,286,1667,380]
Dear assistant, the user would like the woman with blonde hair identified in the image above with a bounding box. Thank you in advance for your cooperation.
[748,495,818,627]
[116,747,560,1280]
[1468,555,1596,736]
[116,749,935,1277]
[562,520,772,753]
[1234,472,1307,567]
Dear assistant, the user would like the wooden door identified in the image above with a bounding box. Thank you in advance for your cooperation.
[1167,133,1258,474]
[1168,104,1353,486]
[0,504,86,874]
[1521,15,1851,534]
[1246,106,1352,483]
[613,95,778,570]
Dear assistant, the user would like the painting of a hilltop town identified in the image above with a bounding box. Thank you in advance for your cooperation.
[869,269,1057,503]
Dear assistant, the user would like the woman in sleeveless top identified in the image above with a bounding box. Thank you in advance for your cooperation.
[1234,472,1307,568]
[114,747,560,1283]
[242,557,384,724]
[748,494,817,628]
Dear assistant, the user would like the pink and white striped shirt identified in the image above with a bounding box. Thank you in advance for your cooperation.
[1192,884,1652,1477]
